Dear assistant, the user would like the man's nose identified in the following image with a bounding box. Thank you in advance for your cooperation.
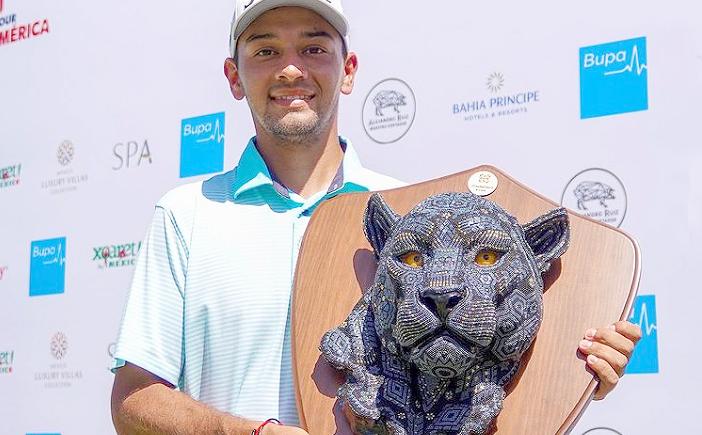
[420,290,463,321]
[277,57,306,81]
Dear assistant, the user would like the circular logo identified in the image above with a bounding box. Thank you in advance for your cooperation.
[468,171,499,196]
[107,342,116,358]
[50,332,69,360]
[57,140,74,166]
[581,428,623,435]
[486,72,505,93]
[362,78,416,144]
[561,168,627,227]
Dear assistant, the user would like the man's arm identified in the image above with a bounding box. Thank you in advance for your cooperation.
[111,362,308,435]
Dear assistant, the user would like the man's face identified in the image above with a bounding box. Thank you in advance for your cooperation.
[225,7,357,142]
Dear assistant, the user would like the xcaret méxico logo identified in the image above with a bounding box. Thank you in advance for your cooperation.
[180,112,225,178]
[0,0,50,47]
[452,72,540,122]
[41,140,89,194]
[93,241,142,269]
[561,168,627,227]
[113,140,152,170]
[0,163,21,188]
[626,295,659,374]
[34,332,83,389]
[0,349,14,374]
[362,78,416,144]
[580,37,648,119]
[29,237,66,297]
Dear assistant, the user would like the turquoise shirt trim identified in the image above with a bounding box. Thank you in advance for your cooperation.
[231,136,370,211]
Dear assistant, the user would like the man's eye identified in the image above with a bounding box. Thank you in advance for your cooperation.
[475,249,503,267]
[305,46,326,54]
[255,49,275,56]
[399,251,424,268]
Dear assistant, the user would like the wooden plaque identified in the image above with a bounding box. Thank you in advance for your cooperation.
[291,166,640,434]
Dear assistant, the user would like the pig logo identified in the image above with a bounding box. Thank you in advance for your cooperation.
[573,181,615,210]
[363,78,416,144]
[561,168,627,228]
[372,90,407,116]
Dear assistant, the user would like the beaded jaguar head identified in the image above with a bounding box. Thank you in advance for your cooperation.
[321,192,570,435]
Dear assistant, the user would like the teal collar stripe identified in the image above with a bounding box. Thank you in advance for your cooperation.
[231,136,370,205]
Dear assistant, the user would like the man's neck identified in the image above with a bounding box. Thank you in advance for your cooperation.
[254,125,345,199]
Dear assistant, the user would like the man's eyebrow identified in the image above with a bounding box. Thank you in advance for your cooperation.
[302,30,333,40]
[244,30,333,44]
[245,32,276,43]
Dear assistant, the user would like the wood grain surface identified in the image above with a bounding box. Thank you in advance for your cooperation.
[291,166,640,435]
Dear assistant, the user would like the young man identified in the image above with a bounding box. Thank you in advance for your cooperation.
[110,1,642,434]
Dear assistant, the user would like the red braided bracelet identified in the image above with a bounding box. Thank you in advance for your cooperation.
[251,418,282,435]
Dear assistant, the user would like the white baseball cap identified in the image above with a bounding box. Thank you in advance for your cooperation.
[229,0,350,58]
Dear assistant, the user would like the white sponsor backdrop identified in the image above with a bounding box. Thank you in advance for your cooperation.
[1,0,700,433]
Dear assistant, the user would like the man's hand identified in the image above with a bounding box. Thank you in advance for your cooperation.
[578,320,643,400]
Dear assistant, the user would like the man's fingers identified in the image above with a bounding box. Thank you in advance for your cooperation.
[579,339,629,376]
[613,320,643,343]
[583,326,636,359]
[586,354,619,400]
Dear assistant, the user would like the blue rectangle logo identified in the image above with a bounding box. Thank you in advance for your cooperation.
[180,112,225,178]
[29,237,66,297]
[580,36,648,119]
[626,294,659,374]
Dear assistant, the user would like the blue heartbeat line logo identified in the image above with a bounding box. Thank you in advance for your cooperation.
[42,243,66,267]
[196,119,225,144]
[625,295,659,374]
[604,45,648,76]
[632,302,657,336]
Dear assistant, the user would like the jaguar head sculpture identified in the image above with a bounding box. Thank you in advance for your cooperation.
[321,192,570,435]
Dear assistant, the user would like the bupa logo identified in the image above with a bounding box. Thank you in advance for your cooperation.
[29,237,66,297]
[626,294,659,374]
[180,112,225,178]
[579,37,648,119]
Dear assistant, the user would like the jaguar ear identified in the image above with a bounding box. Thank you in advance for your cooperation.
[522,207,570,273]
[364,193,400,259]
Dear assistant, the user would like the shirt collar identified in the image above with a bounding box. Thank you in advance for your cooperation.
[231,136,371,204]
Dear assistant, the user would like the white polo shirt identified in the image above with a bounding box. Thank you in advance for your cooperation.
[112,137,403,425]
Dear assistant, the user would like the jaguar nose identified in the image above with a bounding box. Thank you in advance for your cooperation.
[420,291,463,320]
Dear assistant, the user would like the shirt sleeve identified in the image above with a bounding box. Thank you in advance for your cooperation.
[111,205,188,387]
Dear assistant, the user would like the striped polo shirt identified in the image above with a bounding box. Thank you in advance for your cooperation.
[112,136,403,425]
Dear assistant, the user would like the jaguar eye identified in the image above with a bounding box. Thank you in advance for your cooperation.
[399,251,424,268]
[475,249,502,266]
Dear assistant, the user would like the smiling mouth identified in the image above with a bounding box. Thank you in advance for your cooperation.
[271,95,313,101]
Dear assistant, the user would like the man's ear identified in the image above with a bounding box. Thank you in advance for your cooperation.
[340,52,358,95]
[224,58,246,100]
[364,193,399,258]
[522,207,570,273]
